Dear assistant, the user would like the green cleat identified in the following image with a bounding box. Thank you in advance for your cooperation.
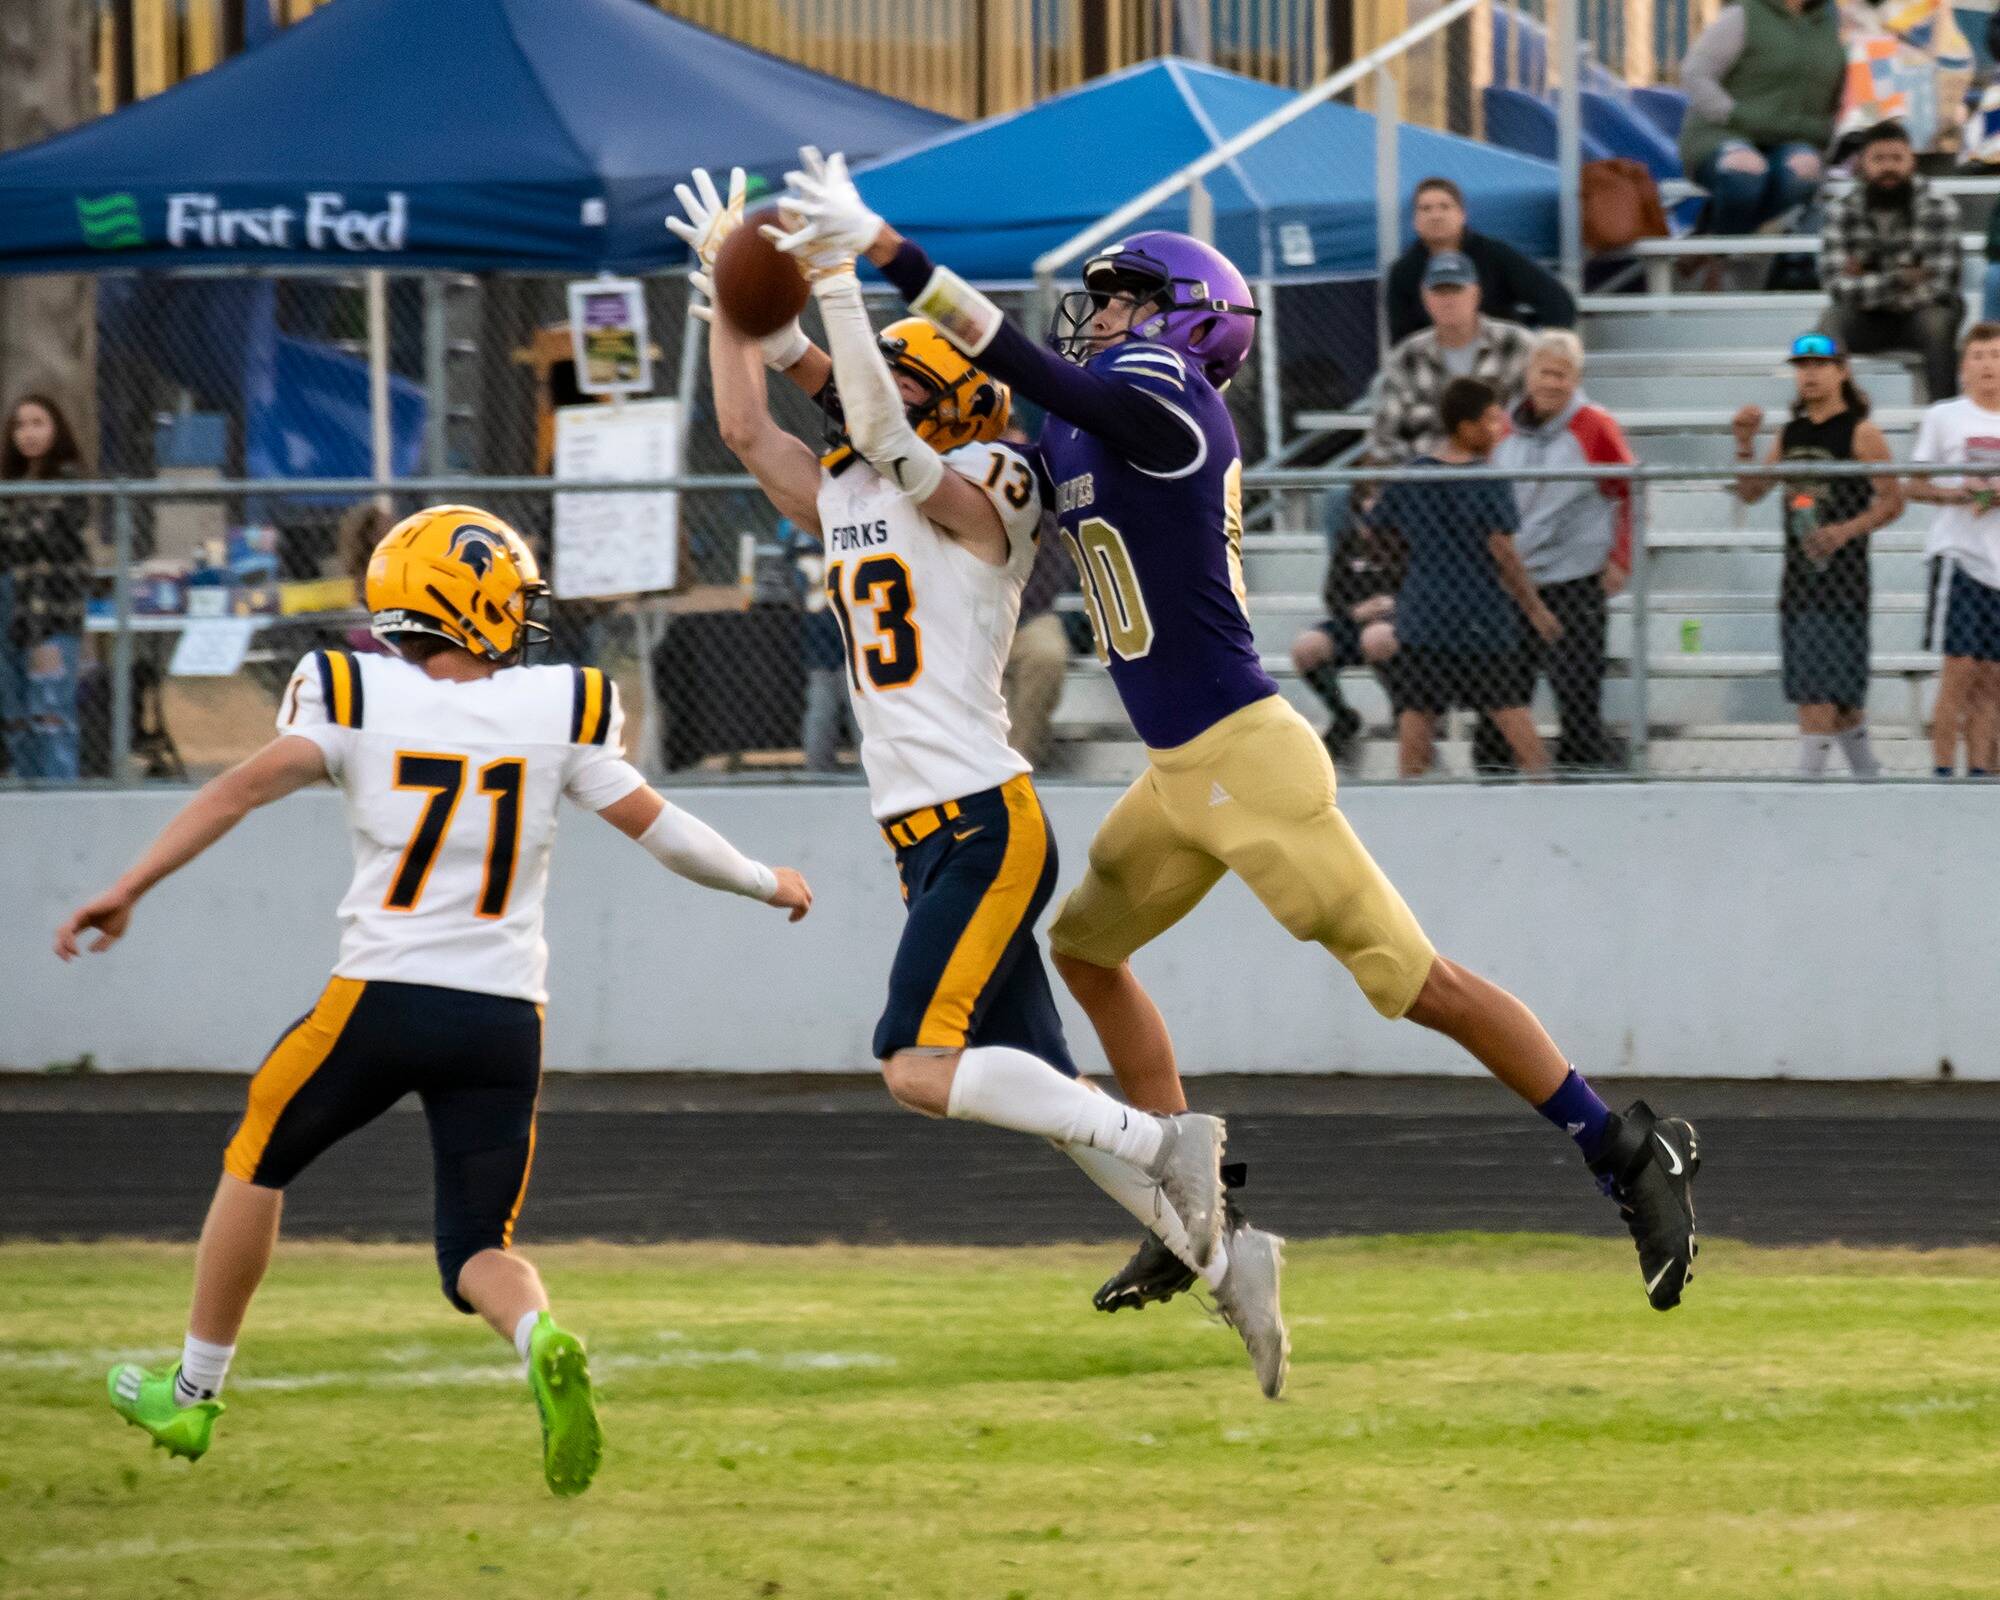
[106,1364,221,1462]
[526,1314,602,1497]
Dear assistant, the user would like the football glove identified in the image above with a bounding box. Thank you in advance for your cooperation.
[666,165,746,272]
[769,146,882,278]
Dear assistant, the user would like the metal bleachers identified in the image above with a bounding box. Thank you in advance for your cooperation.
[1047,292,1949,780]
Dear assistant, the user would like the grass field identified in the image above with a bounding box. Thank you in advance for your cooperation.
[9,1236,2000,1600]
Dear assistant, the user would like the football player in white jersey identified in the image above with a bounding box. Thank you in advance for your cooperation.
[56,506,811,1494]
[675,168,1273,1370]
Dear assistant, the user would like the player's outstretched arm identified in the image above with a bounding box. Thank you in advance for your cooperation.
[596,785,811,920]
[772,148,1196,475]
[800,263,1010,563]
[54,734,328,959]
[707,308,826,534]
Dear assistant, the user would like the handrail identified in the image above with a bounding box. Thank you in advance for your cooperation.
[0,459,1966,500]
[1029,0,1483,288]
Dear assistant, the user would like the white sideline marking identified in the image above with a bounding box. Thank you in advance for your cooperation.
[10,1339,892,1388]
[37,1529,423,1565]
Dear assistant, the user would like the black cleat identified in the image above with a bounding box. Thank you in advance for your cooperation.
[1093,1168,1247,1314]
[1589,1100,1700,1311]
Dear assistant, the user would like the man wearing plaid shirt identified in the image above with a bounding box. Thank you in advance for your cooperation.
[1819,120,1964,401]
[1367,252,1534,465]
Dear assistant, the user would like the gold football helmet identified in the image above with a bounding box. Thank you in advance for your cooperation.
[878,318,1010,451]
[364,504,549,663]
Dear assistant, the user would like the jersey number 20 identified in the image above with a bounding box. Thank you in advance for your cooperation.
[386,753,524,918]
[825,555,923,691]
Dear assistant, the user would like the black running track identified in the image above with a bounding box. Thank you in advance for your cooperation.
[5,1074,1993,1248]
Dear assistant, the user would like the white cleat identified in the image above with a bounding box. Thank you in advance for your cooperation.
[1213,1224,1290,1399]
[1144,1112,1227,1268]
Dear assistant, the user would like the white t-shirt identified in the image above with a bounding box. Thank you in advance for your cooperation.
[278,650,645,1003]
[813,439,1042,820]
[1911,396,2000,588]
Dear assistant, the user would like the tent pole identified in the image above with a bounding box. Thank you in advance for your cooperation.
[1258,273,1281,464]
[422,273,448,476]
[1374,64,1398,368]
[1188,176,1214,246]
[1555,0,1583,294]
[367,268,392,509]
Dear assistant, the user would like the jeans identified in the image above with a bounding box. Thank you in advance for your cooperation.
[0,574,82,782]
[801,666,852,773]
[1695,140,1823,235]
[1820,298,1965,401]
[1983,260,2000,324]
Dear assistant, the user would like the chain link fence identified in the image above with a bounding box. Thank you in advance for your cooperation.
[2,455,1986,790]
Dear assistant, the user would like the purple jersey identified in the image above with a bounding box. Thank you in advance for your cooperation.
[1036,344,1278,748]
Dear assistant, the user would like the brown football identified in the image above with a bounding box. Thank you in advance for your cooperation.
[713,206,810,338]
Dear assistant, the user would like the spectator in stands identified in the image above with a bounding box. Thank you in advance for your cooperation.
[781,518,854,774]
[1384,177,1576,345]
[0,393,90,782]
[1291,482,1407,769]
[1489,330,1635,772]
[997,423,1074,769]
[1908,321,2000,776]
[1678,0,1845,235]
[1368,253,1534,466]
[1820,120,1964,401]
[1369,377,1556,779]
[335,502,395,656]
[1731,333,1904,777]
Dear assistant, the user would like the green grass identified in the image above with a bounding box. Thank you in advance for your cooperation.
[8,1236,2000,1599]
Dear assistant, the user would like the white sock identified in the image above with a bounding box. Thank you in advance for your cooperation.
[1838,724,1881,777]
[513,1309,541,1364]
[1062,1141,1227,1287]
[174,1333,234,1406]
[1799,734,1834,776]
[947,1045,1164,1167]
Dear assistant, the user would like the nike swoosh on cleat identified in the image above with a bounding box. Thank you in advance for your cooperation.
[1655,1133,1685,1176]
[1646,1260,1676,1295]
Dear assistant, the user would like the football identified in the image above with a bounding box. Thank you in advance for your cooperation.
[713,205,810,338]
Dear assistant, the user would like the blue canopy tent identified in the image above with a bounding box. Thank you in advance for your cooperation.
[0,0,953,275]
[0,0,951,482]
[854,59,1560,283]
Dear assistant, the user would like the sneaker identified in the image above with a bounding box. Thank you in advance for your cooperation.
[1588,1101,1700,1311]
[526,1314,603,1497]
[106,1364,221,1462]
[1093,1180,1249,1314]
[1212,1224,1290,1400]
[1323,704,1364,769]
[1144,1112,1227,1269]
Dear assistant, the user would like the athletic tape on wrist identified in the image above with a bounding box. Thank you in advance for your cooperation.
[912,267,1003,357]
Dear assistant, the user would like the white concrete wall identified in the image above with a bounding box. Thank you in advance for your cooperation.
[5,784,1994,1078]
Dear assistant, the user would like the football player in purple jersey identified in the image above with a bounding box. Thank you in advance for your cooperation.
[774,148,1703,1334]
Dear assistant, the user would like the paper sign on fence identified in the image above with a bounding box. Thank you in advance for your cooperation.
[169,615,259,677]
[552,398,681,600]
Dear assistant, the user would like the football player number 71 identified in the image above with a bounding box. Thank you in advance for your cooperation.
[386,753,524,918]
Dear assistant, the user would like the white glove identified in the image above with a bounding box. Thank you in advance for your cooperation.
[688,270,810,370]
[769,146,883,277]
[666,165,746,272]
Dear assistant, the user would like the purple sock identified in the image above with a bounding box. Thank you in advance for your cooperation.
[1536,1066,1612,1161]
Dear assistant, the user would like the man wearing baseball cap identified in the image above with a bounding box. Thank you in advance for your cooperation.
[1368,250,1536,465]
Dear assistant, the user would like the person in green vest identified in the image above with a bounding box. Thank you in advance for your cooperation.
[1678,0,1848,235]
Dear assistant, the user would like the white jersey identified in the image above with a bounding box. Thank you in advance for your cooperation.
[1913,396,2000,588]
[277,649,644,1003]
[814,438,1043,820]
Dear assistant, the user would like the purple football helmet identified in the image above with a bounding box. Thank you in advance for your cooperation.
[1050,230,1261,386]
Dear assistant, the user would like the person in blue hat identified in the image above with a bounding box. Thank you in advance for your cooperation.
[1730,333,1903,775]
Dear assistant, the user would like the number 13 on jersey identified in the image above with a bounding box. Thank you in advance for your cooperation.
[826,555,924,691]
